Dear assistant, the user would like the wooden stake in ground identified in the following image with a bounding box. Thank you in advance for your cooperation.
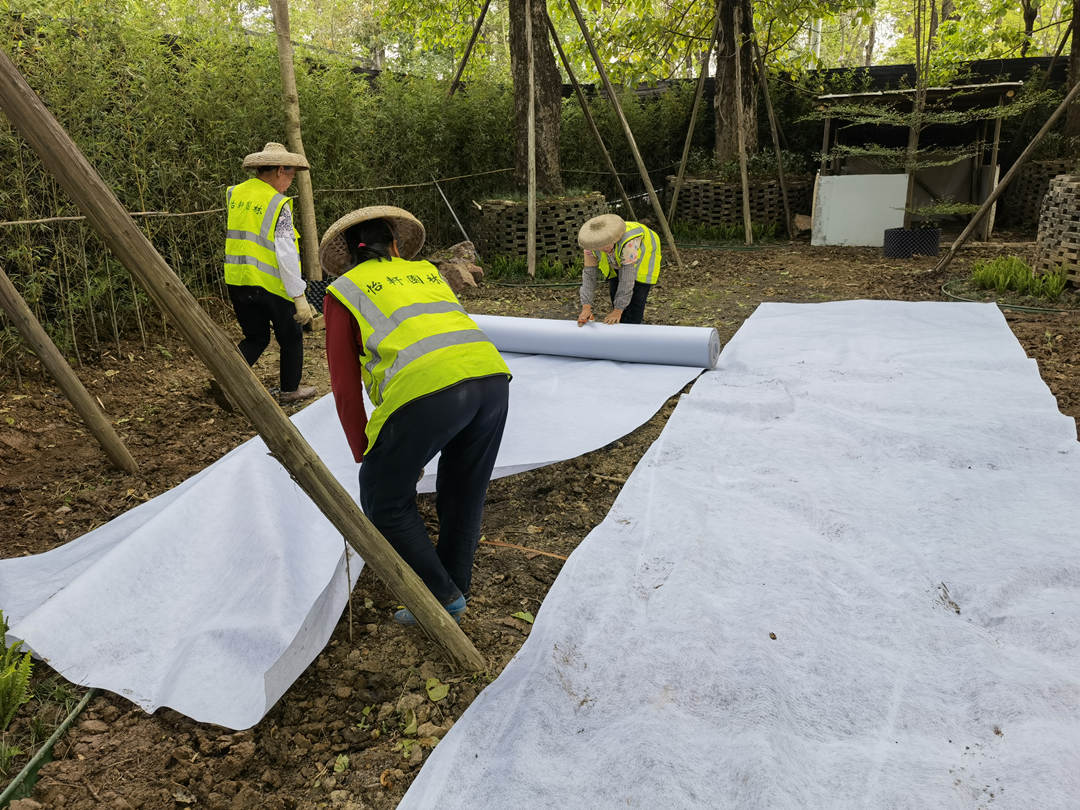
[270,0,322,282]
[0,262,137,474]
[0,46,485,672]
[668,15,719,227]
[562,0,684,271]
[447,0,493,98]
[526,0,537,278]
[931,77,1080,276]
[752,35,793,240]
[544,9,636,218]
[732,6,754,246]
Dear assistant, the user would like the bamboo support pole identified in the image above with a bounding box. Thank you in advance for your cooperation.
[544,10,635,218]
[0,47,485,672]
[562,0,684,271]
[448,0,493,98]
[270,0,322,282]
[732,6,753,246]
[667,16,719,227]
[819,115,831,174]
[0,262,138,474]
[931,77,1080,276]
[752,35,793,240]
[526,0,537,277]
[979,98,1004,241]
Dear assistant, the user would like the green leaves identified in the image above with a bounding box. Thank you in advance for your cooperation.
[0,610,34,732]
[511,610,535,624]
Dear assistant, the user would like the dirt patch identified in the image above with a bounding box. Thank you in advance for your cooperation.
[2,240,1078,809]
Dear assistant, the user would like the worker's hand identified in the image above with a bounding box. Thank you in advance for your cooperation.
[603,308,623,325]
[577,305,594,327]
[293,295,314,326]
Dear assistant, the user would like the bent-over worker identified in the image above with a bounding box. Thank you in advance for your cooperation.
[223,142,316,404]
[576,214,661,326]
[321,206,511,625]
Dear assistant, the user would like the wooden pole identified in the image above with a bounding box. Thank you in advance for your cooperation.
[979,97,1005,241]
[732,5,753,246]
[270,0,322,282]
[448,0,493,98]
[544,9,636,218]
[563,0,684,270]
[752,35,793,240]
[667,16,719,227]
[819,115,831,175]
[930,77,1080,276]
[526,0,537,277]
[0,262,138,474]
[0,47,485,672]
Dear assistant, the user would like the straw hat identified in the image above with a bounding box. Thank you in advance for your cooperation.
[319,206,426,276]
[242,142,310,170]
[578,214,626,250]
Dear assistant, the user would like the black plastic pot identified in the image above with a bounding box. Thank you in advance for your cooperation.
[883,227,941,259]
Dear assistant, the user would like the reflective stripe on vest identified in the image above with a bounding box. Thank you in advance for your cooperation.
[597,221,662,285]
[223,178,297,301]
[327,256,511,450]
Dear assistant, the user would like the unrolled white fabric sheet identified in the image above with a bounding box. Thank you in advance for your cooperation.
[0,317,706,730]
[401,301,1080,809]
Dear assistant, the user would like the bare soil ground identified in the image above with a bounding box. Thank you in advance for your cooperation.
[2,240,1078,810]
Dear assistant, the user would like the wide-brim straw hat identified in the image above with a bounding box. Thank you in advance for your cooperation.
[578,214,626,249]
[319,206,426,276]
[242,142,310,170]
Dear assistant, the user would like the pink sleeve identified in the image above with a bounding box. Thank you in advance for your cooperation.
[324,294,369,462]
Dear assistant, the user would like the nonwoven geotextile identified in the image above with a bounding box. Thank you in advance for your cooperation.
[0,317,706,729]
[400,301,1080,809]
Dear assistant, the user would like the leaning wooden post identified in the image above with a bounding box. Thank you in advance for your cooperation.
[0,262,137,474]
[0,47,485,672]
[732,6,753,246]
[668,16,719,227]
[930,78,1080,276]
[448,0,493,98]
[562,0,684,270]
[270,0,322,282]
[526,0,537,277]
[752,35,793,239]
[544,9,636,218]
[978,96,1005,242]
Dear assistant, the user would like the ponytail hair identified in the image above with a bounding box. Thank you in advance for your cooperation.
[344,219,395,265]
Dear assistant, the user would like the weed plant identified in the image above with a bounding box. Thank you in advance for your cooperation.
[1,611,33,733]
[971,256,1068,302]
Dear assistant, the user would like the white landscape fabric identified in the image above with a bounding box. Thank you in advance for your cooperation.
[0,323,705,730]
[401,301,1080,809]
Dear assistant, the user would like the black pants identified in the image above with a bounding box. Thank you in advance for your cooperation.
[227,284,303,391]
[358,375,510,604]
[607,279,652,324]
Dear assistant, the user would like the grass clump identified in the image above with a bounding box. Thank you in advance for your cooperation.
[971,256,1068,302]
[483,255,580,282]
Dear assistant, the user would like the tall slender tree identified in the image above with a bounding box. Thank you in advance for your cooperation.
[714,0,758,162]
[510,0,564,193]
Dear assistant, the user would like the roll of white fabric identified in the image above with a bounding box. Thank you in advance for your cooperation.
[470,313,721,369]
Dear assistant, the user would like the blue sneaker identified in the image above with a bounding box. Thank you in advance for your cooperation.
[393,595,467,626]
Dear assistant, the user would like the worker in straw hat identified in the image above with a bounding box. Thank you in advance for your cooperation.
[576,213,661,327]
[320,205,511,626]
[221,142,316,405]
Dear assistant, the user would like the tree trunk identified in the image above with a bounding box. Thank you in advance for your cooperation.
[1020,0,1039,57]
[864,20,876,66]
[1068,0,1080,137]
[510,0,563,194]
[714,0,757,163]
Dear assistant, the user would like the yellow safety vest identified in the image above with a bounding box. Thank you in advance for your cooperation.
[224,178,299,301]
[327,256,511,450]
[596,221,661,285]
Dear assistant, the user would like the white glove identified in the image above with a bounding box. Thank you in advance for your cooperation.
[293,295,314,325]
